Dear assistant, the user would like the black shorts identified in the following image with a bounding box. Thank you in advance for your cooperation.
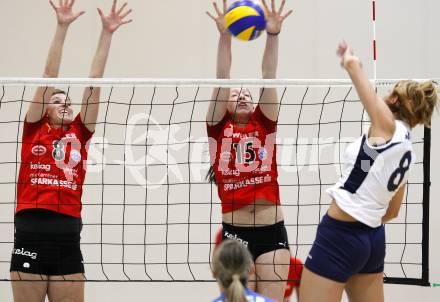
[221,221,289,262]
[10,209,84,276]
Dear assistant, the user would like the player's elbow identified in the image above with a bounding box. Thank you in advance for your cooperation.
[384,210,400,222]
[389,211,400,220]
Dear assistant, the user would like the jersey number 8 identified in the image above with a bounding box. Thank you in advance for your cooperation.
[387,151,412,192]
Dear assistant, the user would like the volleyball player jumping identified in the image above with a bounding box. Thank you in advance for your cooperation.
[10,1,132,301]
[299,41,438,302]
[206,1,292,301]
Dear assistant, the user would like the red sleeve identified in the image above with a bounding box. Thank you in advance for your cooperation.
[206,112,231,139]
[284,257,303,298]
[253,105,277,133]
[289,257,303,287]
[72,114,94,143]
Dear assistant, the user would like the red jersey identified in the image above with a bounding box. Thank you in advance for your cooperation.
[207,105,280,213]
[16,114,93,218]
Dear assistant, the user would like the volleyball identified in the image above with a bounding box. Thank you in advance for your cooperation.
[225,0,266,41]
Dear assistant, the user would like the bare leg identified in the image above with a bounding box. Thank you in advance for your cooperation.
[298,268,345,302]
[10,271,48,302]
[255,248,290,302]
[345,273,384,302]
[47,273,85,302]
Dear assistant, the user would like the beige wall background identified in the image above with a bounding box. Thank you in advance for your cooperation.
[0,0,439,301]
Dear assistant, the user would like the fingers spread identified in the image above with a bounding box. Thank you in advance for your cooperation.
[97,7,104,18]
[206,11,216,20]
[278,0,286,15]
[282,9,293,19]
[117,2,128,15]
[49,0,57,11]
[75,10,85,19]
[213,2,221,16]
[120,8,132,19]
[262,0,269,12]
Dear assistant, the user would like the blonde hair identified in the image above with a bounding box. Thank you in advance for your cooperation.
[213,240,252,302]
[51,88,67,96]
[389,80,438,128]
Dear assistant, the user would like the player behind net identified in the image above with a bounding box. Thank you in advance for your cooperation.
[206,0,293,300]
[10,1,132,301]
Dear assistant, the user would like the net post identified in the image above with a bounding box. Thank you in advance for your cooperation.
[421,126,431,286]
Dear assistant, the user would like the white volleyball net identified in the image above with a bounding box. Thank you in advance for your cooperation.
[0,78,434,285]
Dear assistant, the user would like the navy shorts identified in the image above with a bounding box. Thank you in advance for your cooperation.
[305,214,385,283]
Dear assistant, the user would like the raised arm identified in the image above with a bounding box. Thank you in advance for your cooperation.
[337,41,395,140]
[206,0,231,125]
[259,0,292,121]
[80,0,132,132]
[27,0,84,123]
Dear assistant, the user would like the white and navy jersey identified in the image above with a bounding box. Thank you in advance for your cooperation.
[327,120,415,228]
[212,288,276,302]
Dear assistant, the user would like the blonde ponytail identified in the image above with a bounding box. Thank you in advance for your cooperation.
[213,240,253,302]
[390,80,438,128]
[416,81,438,127]
[225,274,247,302]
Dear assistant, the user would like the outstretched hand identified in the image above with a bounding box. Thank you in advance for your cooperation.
[262,0,292,35]
[337,41,361,69]
[98,0,133,34]
[49,0,85,26]
[206,0,229,35]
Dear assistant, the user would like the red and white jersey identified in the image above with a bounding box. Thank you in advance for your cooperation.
[16,114,93,218]
[207,105,280,213]
[327,120,414,227]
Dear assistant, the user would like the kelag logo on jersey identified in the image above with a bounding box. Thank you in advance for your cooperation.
[31,145,47,156]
